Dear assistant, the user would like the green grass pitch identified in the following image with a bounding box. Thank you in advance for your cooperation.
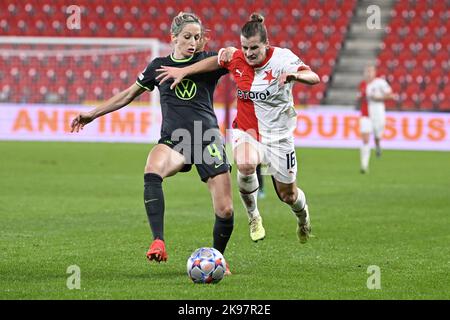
[1,141,449,299]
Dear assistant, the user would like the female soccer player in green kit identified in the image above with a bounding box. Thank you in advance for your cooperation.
[71,12,233,274]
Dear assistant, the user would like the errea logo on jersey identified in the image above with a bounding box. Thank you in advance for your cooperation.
[237,89,271,101]
[291,59,304,66]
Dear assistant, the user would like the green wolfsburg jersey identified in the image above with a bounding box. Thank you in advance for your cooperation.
[136,51,228,143]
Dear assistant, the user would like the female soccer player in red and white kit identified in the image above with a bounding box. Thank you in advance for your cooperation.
[157,13,320,243]
[358,65,393,173]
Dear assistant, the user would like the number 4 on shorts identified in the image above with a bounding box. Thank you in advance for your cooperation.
[207,143,223,161]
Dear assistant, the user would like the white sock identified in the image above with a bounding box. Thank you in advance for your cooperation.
[360,144,371,171]
[237,171,260,220]
[291,188,307,222]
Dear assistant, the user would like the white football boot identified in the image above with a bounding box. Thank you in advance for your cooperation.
[295,204,311,243]
[249,216,266,242]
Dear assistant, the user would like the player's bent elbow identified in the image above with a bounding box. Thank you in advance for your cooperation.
[301,72,320,85]
[310,73,320,85]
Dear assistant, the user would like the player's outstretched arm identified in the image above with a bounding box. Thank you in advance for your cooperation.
[70,83,146,133]
[280,70,320,85]
[156,47,236,89]
[380,89,394,101]
[369,89,394,102]
[156,56,220,89]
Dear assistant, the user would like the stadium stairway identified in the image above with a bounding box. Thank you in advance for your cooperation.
[324,0,396,107]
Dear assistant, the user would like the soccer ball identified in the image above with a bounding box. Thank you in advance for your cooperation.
[186,247,227,284]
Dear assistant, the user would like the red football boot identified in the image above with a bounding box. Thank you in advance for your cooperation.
[146,239,168,263]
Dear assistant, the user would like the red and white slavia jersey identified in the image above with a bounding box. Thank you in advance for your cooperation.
[358,80,369,117]
[218,47,311,143]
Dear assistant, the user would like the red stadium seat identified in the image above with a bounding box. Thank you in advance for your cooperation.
[433,50,449,64]
[0,0,427,107]
[400,95,416,110]
[434,75,449,88]
[390,81,403,94]
[385,97,398,110]
[403,83,423,109]
[424,84,440,100]
[376,0,450,111]
[409,68,426,84]
[427,68,444,85]
[420,96,435,110]
[436,89,450,111]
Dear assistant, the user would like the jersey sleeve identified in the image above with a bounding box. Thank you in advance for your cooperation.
[281,49,311,74]
[218,47,239,71]
[380,78,392,94]
[135,59,159,91]
[357,82,366,99]
[203,51,228,78]
[218,48,229,69]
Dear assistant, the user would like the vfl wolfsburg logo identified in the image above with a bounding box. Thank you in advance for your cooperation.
[175,79,197,100]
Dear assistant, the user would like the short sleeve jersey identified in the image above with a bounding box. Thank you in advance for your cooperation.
[136,51,228,142]
[218,47,311,143]
[366,77,392,112]
[358,80,369,117]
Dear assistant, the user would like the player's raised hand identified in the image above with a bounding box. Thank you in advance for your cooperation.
[156,66,187,90]
[278,73,297,88]
[70,112,94,133]
[279,70,320,86]
[220,47,237,63]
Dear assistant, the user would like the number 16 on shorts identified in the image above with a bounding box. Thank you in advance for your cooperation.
[286,151,296,170]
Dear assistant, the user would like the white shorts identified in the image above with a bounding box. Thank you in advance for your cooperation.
[359,116,385,139]
[231,129,297,184]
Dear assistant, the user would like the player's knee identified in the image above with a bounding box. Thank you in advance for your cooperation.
[216,204,234,219]
[237,163,257,176]
[279,190,297,205]
[145,162,165,176]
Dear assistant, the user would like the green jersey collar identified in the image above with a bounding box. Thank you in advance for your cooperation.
[170,53,195,63]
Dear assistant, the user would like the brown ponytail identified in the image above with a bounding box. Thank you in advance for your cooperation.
[241,12,268,43]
